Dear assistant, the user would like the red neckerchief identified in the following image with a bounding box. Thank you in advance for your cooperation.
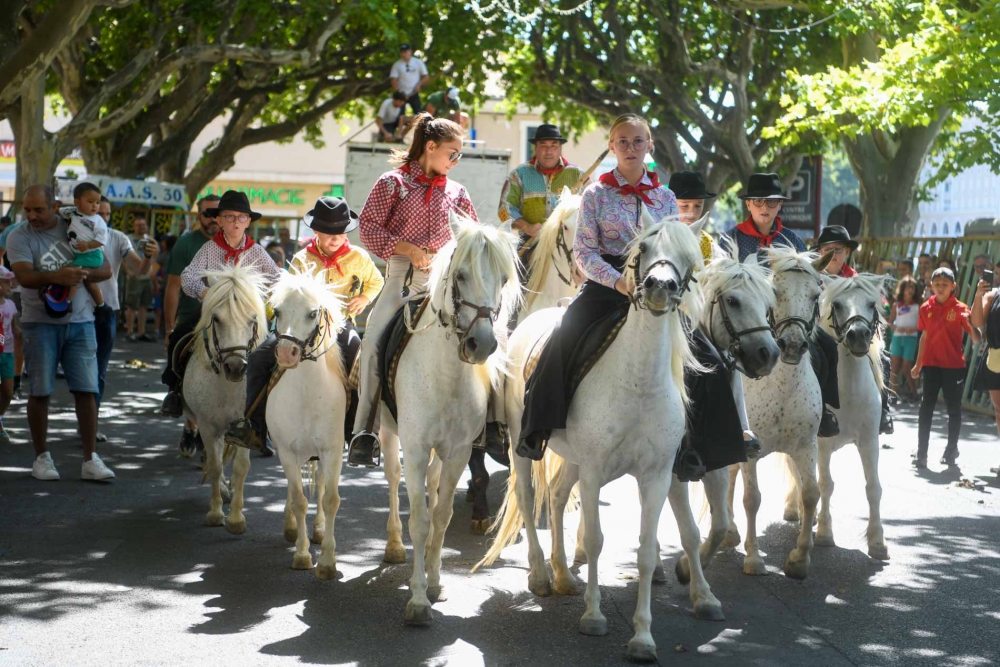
[212,230,255,263]
[599,170,660,205]
[307,237,351,276]
[530,156,567,177]
[736,215,785,248]
[838,264,858,278]
[401,161,447,204]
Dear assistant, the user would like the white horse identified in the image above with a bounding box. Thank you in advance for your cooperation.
[671,249,779,593]
[181,264,269,533]
[380,215,521,625]
[723,247,832,579]
[266,271,350,578]
[781,274,889,560]
[479,219,705,663]
[520,187,582,318]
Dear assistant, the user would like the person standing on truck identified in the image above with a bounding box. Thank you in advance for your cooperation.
[389,44,429,115]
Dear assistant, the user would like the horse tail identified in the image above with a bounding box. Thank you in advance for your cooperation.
[474,453,551,572]
[300,460,318,501]
[868,338,885,394]
[222,442,237,466]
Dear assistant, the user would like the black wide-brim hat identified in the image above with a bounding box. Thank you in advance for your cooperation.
[205,190,262,222]
[304,196,359,235]
[668,170,716,200]
[738,173,791,200]
[811,224,859,251]
[530,123,567,144]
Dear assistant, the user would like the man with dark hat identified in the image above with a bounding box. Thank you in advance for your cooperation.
[224,196,384,452]
[723,172,806,261]
[812,225,859,278]
[160,190,280,418]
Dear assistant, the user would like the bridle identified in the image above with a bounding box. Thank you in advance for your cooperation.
[550,223,576,287]
[708,294,774,379]
[768,267,821,345]
[830,302,879,351]
[200,317,259,376]
[408,270,504,364]
[275,308,337,362]
[628,254,696,314]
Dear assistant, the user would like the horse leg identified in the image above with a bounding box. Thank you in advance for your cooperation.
[815,444,836,547]
[668,475,724,621]
[740,461,767,576]
[858,436,889,560]
[225,447,250,535]
[550,462,581,595]
[722,464,742,548]
[784,446,819,580]
[283,485,297,543]
[203,430,225,527]
[426,449,442,516]
[315,454,343,580]
[382,430,406,564]
[468,448,491,533]
[312,466,326,545]
[675,469,730,582]
[626,473,671,662]
[782,453,802,522]
[403,446,433,625]
[426,452,466,603]
[513,452,552,597]
[279,456,312,570]
[573,490,587,565]
[578,473,607,637]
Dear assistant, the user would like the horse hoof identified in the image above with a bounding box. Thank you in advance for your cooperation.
[311,531,324,545]
[553,576,582,596]
[574,550,588,565]
[783,507,799,522]
[283,527,297,543]
[625,637,656,662]
[528,574,553,598]
[427,585,447,603]
[579,617,608,636]
[694,600,726,621]
[383,544,406,564]
[742,558,767,576]
[869,544,890,561]
[722,530,741,548]
[204,512,224,527]
[783,557,809,580]
[652,562,668,584]
[315,564,338,580]
[815,533,836,547]
[404,601,433,626]
[674,558,690,585]
[470,518,490,534]
[292,553,314,570]
[179,446,195,459]
[625,638,657,663]
[225,517,246,535]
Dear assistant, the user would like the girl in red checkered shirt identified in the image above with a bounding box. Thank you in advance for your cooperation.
[348,114,479,467]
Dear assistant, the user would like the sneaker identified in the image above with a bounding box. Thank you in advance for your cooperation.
[126,334,138,343]
[138,333,156,342]
[258,438,274,457]
[940,449,959,466]
[912,458,927,469]
[32,452,60,480]
[81,453,115,481]
[347,432,381,468]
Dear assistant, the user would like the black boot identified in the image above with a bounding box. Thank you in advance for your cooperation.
[940,447,959,466]
[224,417,264,452]
[178,427,197,456]
[879,406,894,435]
[347,432,381,468]
[160,391,184,418]
[818,406,840,437]
[673,437,707,483]
[515,431,548,461]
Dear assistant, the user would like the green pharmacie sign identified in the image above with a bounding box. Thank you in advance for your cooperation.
[200,184,344,206]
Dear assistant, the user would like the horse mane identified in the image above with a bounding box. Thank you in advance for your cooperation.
[767,245,822,281]
[624,215,706,406]
[269,270,349,381]
[819,273,888,393]
[195,263,269,347]
[700,245,776,315]
[523,191,582,312]
[426,213,523,388]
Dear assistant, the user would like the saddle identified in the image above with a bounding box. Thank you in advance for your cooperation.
[377,297,431,423]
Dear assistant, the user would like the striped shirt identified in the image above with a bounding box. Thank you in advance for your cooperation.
[498,158,586,227]
[180,235,280,299]
[574,169,678,289]
[359,162,478,261]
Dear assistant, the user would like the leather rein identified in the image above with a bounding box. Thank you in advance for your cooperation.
[627,255,696,314]
[200,318,259,376]
[275,308,338,362]
[708,294,774,379]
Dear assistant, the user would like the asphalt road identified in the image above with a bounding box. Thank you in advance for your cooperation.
[1,334,998,667]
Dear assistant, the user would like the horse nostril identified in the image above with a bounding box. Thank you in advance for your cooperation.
[664,278,678,293]
[643,275,657,289]
[777,338,787,351]
[291,346,300,357]
[487,338,498,356]
[797,341,809,355]
[466,338,479,354]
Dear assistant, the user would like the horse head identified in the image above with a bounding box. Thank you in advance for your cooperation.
[766,247,828,365]
[434,212,521,365]
[625,210,704,317]
[198,263,269,382]
[270,269,346,370]
[821,273,886,358]
[701,246,779,378]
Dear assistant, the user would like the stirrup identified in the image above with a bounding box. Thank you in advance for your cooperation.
[347,431,382,468]
[743,430,762,460]
[673,444,706,483]
[224,417,263,452]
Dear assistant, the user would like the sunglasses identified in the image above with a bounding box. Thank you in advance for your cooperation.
[448,151,462,163]
[749,199,782,208]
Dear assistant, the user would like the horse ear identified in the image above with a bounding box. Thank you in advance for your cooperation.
[560,185,573,200]
[688,212,709,237]
[812,249,836,273]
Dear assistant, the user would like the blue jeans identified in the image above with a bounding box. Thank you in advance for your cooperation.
[95,307,117,406]
[21,322,99,397]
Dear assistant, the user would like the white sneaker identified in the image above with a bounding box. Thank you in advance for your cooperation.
[32,452,60,481]
[81,453,115,482]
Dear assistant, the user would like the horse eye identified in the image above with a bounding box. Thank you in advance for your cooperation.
[455,271,465,282]
[726,296,739,307]
[309,309,318,319]
[639,242,648,254]
[272,308,280,319]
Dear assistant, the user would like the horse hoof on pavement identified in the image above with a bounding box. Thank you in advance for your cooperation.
[742,557,767,576]
[311,531,324,545]
[528,572,553,597]
[722,530,741,548]
[383,544,406,564]
[179,446,195,459]
[694,600,725,621]
[225,517,246,535]
[652,561,668,584]
[283,527,297,543]
[869,544,890,561]
[783,557,809,580]
[625,638,657,663]
[204,512,224,527]
[427,585,447,603]
[553,575,582,596]
[783,507,799,522]
[292,552,314,570]
[579,617,608,636]
[814,533,836,547]
[674,558,690,585]
[405,601,433,626]
[315,564,338,580]
[470,518,490,534]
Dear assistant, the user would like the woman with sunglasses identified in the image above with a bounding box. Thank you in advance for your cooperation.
[160,190,280,417]
[348,112,477,468]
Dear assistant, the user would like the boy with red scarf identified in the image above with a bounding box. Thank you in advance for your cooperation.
[160,191,280,417]
[225,197,383,451]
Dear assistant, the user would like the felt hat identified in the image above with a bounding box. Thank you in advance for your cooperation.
[738,173,791,200]
[530,124,568,144]
[667,171,716,200]
[812,225,860,251]
[304,196,359,235]
[204,190,262,222]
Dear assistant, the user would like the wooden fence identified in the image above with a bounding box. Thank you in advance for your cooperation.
[854,235,1000,416]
